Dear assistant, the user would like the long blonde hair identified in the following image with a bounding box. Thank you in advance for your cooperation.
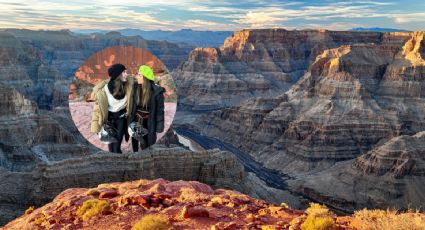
[139,79,152,109]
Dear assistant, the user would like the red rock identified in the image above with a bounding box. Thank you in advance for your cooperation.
[154,192,173,200]
[101,209,113,215]
[147,183,166,193]
[214,221,238,230]
[99,190,119,199]
[131,195,150,207]
[85,189,100,197]
[2,178,347,229]
[162,198,174,207]
[117,197,131,207]
[181,205,210,218]
[166,180,214,195]
[150,197,161,207]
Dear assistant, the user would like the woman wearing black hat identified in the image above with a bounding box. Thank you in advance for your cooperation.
[90,63,135,153]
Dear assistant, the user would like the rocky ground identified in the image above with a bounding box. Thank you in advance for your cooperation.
[3,179,425,230]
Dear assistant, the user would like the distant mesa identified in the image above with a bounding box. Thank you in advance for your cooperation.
[72,28,234,47]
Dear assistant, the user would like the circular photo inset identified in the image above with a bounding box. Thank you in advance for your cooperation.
[69,46,177,153]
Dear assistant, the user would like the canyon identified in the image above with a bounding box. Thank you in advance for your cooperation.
[174,30,425,212]
[173,29,413,111]
[1,28,425,225]
[0,84,297,225]
[0,29,192,109]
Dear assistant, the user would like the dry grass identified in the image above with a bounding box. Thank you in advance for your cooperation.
[25,206,35,215]
[178,187,206,202]
[300,203,336,230]
[136,180,145,188]
[132,214,172,230]
[350,208,425,230]
[76,199,112,221]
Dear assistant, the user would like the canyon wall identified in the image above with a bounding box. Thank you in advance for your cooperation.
[0,85,295,225]
[178,30,425,211]
[0,29,192,109]
[173,29,412,111]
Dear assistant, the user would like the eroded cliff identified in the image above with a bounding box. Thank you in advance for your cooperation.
[182,31,425,211]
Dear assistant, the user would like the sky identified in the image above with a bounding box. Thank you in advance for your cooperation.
[0,0,424,31]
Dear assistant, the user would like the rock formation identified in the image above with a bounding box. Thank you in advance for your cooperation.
[179,31,425,211]
[0,84,97,224]
[0,141,301,225]
[2,179,305,230]
[0,84,298,225]
[354,131,425,178]
[0,84,37,116]
[291,131,425,212]
[173,29,413,111]
[0,29,192,109]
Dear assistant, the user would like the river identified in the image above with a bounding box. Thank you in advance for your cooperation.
[174,127,289,190]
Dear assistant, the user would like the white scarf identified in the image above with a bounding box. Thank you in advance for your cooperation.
[104,84,127,112]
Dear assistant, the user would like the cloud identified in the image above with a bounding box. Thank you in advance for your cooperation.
[0,0,423,31]
[354,1,396,5]
[392,13,425,23]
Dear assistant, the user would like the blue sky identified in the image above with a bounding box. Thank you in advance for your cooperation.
[0,0,424,31]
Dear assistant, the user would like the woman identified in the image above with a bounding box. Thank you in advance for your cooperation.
[91,63,135,153]
[128,65,165,152]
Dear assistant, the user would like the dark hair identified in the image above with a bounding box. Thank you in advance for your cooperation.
[110,77,126,99]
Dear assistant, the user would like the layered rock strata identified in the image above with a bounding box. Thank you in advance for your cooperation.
[291,131,425,212]
[0,29,192,109]
[186,31,425,211]
[173,29,413,111]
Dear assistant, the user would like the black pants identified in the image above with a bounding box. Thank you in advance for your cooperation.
[131,118,149,152]
[107,109,126,153]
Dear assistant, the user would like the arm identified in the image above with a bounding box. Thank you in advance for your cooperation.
[91,102,101,133]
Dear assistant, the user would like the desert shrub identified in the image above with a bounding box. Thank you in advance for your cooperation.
[76,199,111,221]
[132,214,172,230]
[350,208,425,230]
[280,202,289,208]
[300,203,336,230]
[178,187,205,202]
[25,206,35,215]
[136,180,145,187]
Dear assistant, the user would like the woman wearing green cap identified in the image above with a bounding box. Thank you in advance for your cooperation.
[128,65,165,151]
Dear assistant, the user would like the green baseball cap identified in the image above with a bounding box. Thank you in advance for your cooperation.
[138,65,157,81]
